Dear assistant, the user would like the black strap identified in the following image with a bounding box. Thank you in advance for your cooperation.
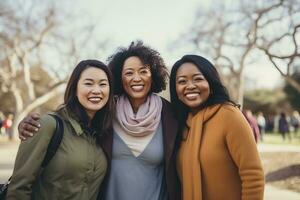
[41,114,64,168]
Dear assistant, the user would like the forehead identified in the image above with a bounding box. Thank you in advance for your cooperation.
[80,67,108,80]
[123,56,144,70]
[176,62,202,76]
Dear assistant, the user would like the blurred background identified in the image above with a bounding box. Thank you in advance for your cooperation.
[0,0,299,199]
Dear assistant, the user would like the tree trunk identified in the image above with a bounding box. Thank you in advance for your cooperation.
[10,84,65,140]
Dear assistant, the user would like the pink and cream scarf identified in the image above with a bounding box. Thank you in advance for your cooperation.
[113,94,162,156]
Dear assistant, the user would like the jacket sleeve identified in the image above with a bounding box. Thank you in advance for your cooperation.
[224,107,265,200]
[6,114,56,200]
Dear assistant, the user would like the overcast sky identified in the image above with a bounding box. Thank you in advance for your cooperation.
[71,0,281,89]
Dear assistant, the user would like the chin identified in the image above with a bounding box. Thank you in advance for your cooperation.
[130,93,147,99]
[186,102,202,109]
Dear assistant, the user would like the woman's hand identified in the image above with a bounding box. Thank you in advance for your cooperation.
[18,113,41,141]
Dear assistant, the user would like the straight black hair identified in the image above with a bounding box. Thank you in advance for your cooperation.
[61,59,115,145]
[170,55,235,131]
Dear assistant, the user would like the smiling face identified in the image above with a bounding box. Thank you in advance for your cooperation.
[122,56,152,106]
[77,67,110,119]
[175,62,210,113]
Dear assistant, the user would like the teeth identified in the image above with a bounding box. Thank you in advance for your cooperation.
[131,85,143,91]
[88,97,101,102]
[186,93,199,98]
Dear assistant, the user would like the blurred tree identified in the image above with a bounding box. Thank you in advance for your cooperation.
[244,88,290,114]
[284,72,300,110]
[172,0,300,104]
[0,0,109,139]
[256,0,300,94]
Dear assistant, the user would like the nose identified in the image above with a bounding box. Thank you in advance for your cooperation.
[91,85,102,94]
[186,80,196,89]
[132,72,142,81]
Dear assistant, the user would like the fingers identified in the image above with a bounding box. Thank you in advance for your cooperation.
[30,113,41,121]
[18,113,41,141]
[19,134,27,141]
[18,123,36,140]
[26,117,41,128]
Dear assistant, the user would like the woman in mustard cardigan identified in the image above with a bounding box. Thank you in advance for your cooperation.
[170,55,265,200]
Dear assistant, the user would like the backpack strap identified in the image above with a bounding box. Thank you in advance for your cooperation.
[41,114,64,168]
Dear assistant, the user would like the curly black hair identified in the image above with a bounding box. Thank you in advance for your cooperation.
[107,40,169,95]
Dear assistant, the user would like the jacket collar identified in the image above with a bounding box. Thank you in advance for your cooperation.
[60,108,85,136]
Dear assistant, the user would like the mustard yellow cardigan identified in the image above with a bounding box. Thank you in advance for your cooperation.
[177,104,265,200]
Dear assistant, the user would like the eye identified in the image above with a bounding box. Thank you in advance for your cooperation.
[140,69,150,75]
[177,79,187,85]
[194,76,205,82]
[100,82,108,87]
[84,82,93,86]
[124,71,133,76]
[140,70,147,74]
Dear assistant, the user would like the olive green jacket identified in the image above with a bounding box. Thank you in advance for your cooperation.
[7,109,107,200]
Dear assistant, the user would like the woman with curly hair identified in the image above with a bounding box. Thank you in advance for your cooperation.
[100,41,180,200]
[18,41,181,200]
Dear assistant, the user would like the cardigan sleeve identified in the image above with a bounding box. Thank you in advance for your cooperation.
[6,114,56,200]
[224,107,265,200]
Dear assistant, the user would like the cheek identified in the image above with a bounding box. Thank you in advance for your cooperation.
[145,77,152,90]
[121,75,130,87]
[204,84,211,95]
[76,85,87,97]
[104,87,110,97]
[175,85,183,98]
[176,89,185,103]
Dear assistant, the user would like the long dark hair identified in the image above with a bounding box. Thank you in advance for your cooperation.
[62,59,114,145]
[170,55,234,131]
[107,40,169,96]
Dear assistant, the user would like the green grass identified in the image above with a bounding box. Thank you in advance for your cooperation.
[261,132,300,146]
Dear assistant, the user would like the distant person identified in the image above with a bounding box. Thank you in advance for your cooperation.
[2,113,14,140]
[266,114,275,133]
[0,111,5,135]
[7,59,114,199]
[290,110,300,134]
[278,112,291,141]
[170,54,264,200]
[242,109,260,143]
[257,111,266,141]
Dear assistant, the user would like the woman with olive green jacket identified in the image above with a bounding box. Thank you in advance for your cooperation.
[7,109,107,200]
[7,59,114,200]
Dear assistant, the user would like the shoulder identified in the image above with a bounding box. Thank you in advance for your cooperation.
[38,113,58,134]
[219,103,242,115]
[160,97,176,117]
[215,103,245,123]
[160,96,172,110]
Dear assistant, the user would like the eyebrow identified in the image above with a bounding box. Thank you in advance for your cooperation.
[177,73,203,78]
[83,78,108,82]
[123,66,149,71]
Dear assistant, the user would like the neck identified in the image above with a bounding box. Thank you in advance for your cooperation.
[128,96,148,114]
[190,104,206,115]
[86,112,94,127]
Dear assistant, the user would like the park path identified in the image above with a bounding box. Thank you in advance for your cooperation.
[258,143,300,199]
[0,139,299,199]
